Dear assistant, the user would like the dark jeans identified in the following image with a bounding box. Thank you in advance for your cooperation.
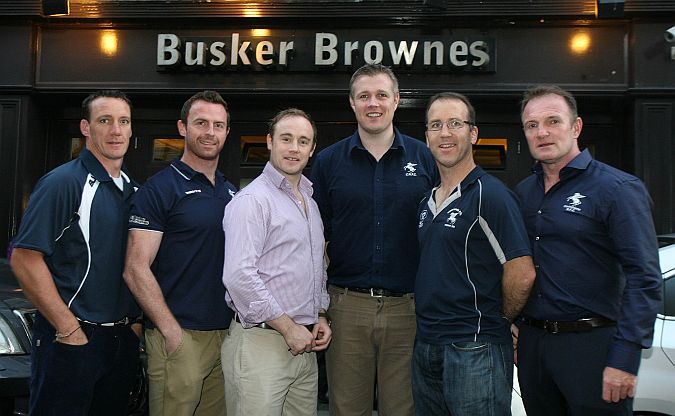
[30,312,139,416]
[412,338,513,416]
[517,323,632,416]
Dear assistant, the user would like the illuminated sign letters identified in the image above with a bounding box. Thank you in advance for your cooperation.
[157,32,495,72]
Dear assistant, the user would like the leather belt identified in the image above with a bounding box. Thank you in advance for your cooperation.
[520,316,615,334]
[234,315,314,332]
[335,285,409,298]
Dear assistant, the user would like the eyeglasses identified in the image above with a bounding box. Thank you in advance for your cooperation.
[426,119,473,132]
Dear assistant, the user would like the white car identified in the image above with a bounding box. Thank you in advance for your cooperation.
[634,234,675,415]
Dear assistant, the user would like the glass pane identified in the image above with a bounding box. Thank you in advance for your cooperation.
[474,138,507,169]
[71,137,85,160]
[241,135,269,165]
[153,138,184,162]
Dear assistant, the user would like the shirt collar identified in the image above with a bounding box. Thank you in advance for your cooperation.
[80,147,131,183]
[348,127,406,154]
[170,157,225,182]
[532,148,592,179]
[262,161,314,195]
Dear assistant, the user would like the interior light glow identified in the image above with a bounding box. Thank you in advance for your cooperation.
[100,30,118,57]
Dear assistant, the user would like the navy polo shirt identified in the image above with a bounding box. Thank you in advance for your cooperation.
[13,148,139,323]
[129,159,237,330]
[515,149,662,374]
[416,167,531,345]
[310,128,438,293]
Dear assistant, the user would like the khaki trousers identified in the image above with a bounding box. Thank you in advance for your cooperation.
[326,285,416,416]
[221,320,318,416]
[146,327,227,416]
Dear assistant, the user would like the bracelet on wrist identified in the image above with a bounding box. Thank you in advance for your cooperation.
[54,325,81,342]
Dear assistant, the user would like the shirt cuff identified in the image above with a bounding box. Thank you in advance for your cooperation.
[606,339,643,375]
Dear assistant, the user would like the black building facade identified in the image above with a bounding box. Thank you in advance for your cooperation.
[1,0,674,255]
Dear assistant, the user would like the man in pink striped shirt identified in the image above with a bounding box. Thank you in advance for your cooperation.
[221,108,331,416]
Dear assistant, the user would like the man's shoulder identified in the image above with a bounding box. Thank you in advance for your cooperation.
[589,159,641,186]
[314,135,353,161]
[37,158,89,192]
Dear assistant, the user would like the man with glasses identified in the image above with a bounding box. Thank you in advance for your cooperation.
[413,92,535,415]
[310,64,438,415]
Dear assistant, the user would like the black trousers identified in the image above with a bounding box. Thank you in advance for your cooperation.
[517,323,632,416]
[30,312,139,416]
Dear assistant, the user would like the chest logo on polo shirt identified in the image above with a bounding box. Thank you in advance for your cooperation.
[185,189,202,195]
[563,192,586,213]
[228,189,236,198]
[444,208,462,228]
[418,209,428,228]
[404,162,418,176]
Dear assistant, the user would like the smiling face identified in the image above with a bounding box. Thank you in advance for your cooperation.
[425,98,477,172]
[522,93,582,167]
[178,100,229,162]
[80,96,132,169]
[267,115,316,180]
[349,73,400,137]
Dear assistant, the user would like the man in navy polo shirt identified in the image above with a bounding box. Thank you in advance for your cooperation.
[413,92,536,415]
[515,85,662,415]
[124,91,236,416]
[310,64,438,415]
[11,90,140,415]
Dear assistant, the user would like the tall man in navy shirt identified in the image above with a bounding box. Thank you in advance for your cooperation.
[515,85,662,415]
[11,90,140,415]
[124,91,236,416]
[311,64,438,415]
[413,92,536,415]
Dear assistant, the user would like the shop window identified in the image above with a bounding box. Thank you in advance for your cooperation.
[71,137,85,160]
[241,135,269,165]
[474,138,507,169]
[153,138,184,162]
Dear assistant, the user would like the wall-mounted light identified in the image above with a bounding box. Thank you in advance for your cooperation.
[100,30,118,57]
[251,29,271,37]
[570,32,591,55]
[595,0,624,19]
[42,0,69,16]
[243,8,262,17]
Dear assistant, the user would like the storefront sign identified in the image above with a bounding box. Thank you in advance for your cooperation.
[157,32,495,72]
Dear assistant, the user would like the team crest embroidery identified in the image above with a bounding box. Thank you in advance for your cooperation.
[418,210,428,228]
[563,192,586,213]
[444,208,462,228]
[404,162,418,176]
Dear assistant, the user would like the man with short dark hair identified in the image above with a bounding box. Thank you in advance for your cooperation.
[222,108,330,415]
[124,90,236,416]
[515,85,662,415]
[413,92,535,415]
[310,64,438,415]
[11,90,140,415]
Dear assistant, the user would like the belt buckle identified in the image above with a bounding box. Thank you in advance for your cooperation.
[369,288,383,298]
[545,320,560,334]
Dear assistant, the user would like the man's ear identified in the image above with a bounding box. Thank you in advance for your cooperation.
[80,119,90,138]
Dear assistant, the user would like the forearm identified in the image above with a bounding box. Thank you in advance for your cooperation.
[502,255,536,321]
[123,263,180,336]
[10,248,79,333]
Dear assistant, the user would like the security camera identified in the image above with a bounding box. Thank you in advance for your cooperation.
[665,26,675,43]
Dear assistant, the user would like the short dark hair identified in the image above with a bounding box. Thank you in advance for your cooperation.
[268,108,317,144]
[349,64,399,97]
[180,90,230,127]
[520,85,578,122]
[81,90,132,121]
[425,92,476,125]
